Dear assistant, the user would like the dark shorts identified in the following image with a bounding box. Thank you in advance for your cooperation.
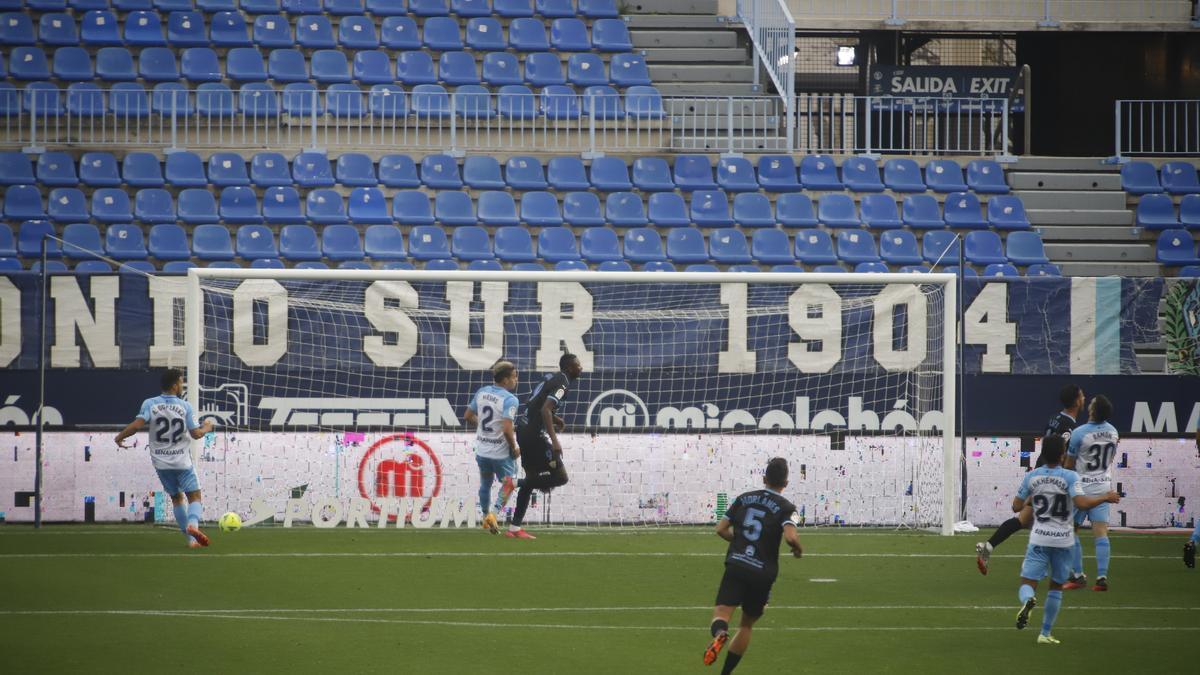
[517,427,554,471]
[714,565,774,618]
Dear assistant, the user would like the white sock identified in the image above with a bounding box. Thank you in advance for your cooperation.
[509,524,521,532]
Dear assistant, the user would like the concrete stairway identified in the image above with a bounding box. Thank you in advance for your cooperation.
[627,0,759,98]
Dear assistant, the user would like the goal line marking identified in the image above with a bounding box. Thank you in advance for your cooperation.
[4,605,1197,615]
[0,551,1182,560]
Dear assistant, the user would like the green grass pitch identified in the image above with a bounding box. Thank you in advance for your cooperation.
[1,525,1195,673]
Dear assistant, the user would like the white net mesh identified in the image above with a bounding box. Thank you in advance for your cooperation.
[190,272,953,530]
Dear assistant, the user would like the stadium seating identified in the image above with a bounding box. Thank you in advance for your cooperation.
[623,228,665,263]
[1156,229,1200,265]
[1006,231,1049,266]
[835,230,880,264]
[800,155,842,191]
[673,155,716,191]
[717,157,759,193]
[943,192,988,229]
[925,160,969,193]
[280,224,323,261]
[963,231,1007,265]
[879,231,922,265]
[817,194,859,228]
[1136,194,1180,230]
[691,190,733,227]
[883,160,926,192]
[966,160,1009,194]
[539,227,581,262]
[751,229,793,265]
[732,193,774,228]
[841,157,885,193]
[923,230,960,264]
[859,194,903,229]
[984,263,1020,278]
[1121,161,1162,195]
[665,228,707,264]
[1181,195,1200,229]
[1161,162,1200,195]
[794,229,837,265]
[580,228,622,262]
[363,225,406,261]
[987,195,1032,230]
[709,228,751,264]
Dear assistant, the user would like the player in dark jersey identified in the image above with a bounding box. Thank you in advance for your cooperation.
[703,458,802,673]
[505,353,584,540]
[975,383,1084,575]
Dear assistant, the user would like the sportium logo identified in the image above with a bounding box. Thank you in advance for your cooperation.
[357,433,444,519]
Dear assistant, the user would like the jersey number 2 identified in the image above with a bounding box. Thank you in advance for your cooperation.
[479,407,495,430]
[154,417,185,445]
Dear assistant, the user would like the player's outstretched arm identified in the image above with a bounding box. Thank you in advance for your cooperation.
[188,419,215,440]
[715,517,734,542]
[1011,497,1028,513]
[114,418,146,448]
[464,408,478,426]
[784,524,803,558]
[1074,491,1120,510]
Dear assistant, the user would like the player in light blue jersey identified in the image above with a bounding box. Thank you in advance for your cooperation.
[464,361,521,535]
[114,369,215,548]
[1012,435,1120,644]
[1064,395,1119,591]
[1186,430,1199,569]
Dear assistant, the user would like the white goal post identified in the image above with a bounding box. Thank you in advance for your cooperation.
[185,270,958,534]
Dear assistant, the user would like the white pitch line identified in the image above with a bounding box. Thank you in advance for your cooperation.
[0,551,1181,560]
[3,605,1197,616]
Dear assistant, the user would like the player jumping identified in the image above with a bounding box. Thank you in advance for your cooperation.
[464,361,521,535]
[1063,394,1119,591]
[507,353,583,540]
[976,384,1084,575]
[1186,430,1199,569]
[1012,435,1120,644]
[704,458,802,673]
[114,369,215,548]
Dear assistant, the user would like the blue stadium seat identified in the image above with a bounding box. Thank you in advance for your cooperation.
[393,191,435,226]
[263,186,305,223]
[207,152,249,187]
[366,0,407,14]
[199,0,238,9]
[110,82,154,118]
[756,155,801,193]
[248,258,285,269]
[455,85,495,119]
[152,82,194,117]
[106,223,147,260]
[46,188,87,222]
[25,82,64,116]
[292,151,334,187]
[281,0,320,11]
[280,224,323,261]
[924,160,967,193]
[709,228,752,264]
[126,10,167,46]
[1181,194,1200,229]
[169,12,210,48]
[79,152,120,187]
[477,191,520,227]
[291,261,330,270]
[1006,231,1049,266]
[466,259,502,271]
[879,230,922,265]
[116,259,155,273]
[73,260,113,273]
[563,192,604,227]
[983,263,1019,278]
[53,47,93,81]
[494,0,534,17]
[177,188,220,224]
[0,226,19,259]
[306,189,348,224]
[506,156,548,191]
[942,192,987,229]
[581,228,622,262]
[411,83,451,118]
[630,157,673,192]
[379,155,420,188]
[18,220,60,259]
[236,82,277,117]
[451,225,493,261]
[192,224,234,260]
[751,229,793,264]
[1027,263,1062,277]
[248,153,289,187]
[793,229,836,265]
[623,228,665,263]
[580,89,622,122]
[538,227,580,262]
[381,17,421,50]
[181,47,221,82]
[841,156,885,192]
[568,53,608,87]
[987,195,1031,230]
[592,18,631,52]
[555,259,588,271]
[509,17,549,51]
[521,192,562,227]
[220,186,263,224]
[601,52,647,89]
[420,154,462,189]
[368,84,408,118]
[453,0,491,17]
[29,260,70,273]
[764,194,812,229]
[148,224,190,261]
[405,225,449,260]
[494,226,536,262]
[536,0,573,17]
[641,260,676,272]
[963,230,1006,265]
[800,155,842,191]
[339,16,379,49]
[65,83,105,118]
[327,84,366,119]
[364,225,406,260]
[296,15,336,49]
[1136,193,1179,230]
[90,188,132,223]
[732,193,774,227]
[226,48,267,82]
[1162,162,1200,195]
[482,52,522,86]
[163,260,199,273]
[511,262,547,272]
[666,228,708,264]
[1120,161,1161,195]
[551,18,590,51]
[646,192,689,227]
[236,224,278,260]
[133,188,176,223]
[345,187,390,224]
[0,152,33,186]
[322,224,364,261]
[81,11,122,46]
[440,51,481,86]
[1,13,36,46]
[410,0,450,15]
[10,47,51,80]
[897,264,929,274]
[859,194,903,229]
[423,16,463,50]
[267,49,308,82]
[883,158,925,192]
[902,194,945,229]
[525,52,566,87]
[121,152,164,188]
[95,47,135,81]
[498,84,537,119]
[835,230,880,264]
[673,155,716,191]
[605,192,647,227]
[587,157,631,192]
[717,157,759,192]
[966,160,1009,194]
[211,11,252,47]
[547,157,589,191]
[922,230,960,265]
[333,154,376,187]
[312,49,351,83]
[353,50,394,84]
[1176,264,1200,277]
[817,194,859,228]
[37,153,79,187]
[435,191,476,226]
[116,0,155,10]
[1157,229,1200,265]
[243,0,283,13]
[579,0,617,16]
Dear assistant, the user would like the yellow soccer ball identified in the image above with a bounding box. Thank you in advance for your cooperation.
[219,512,242,532]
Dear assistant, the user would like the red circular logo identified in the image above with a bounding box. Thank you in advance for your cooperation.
[357,433,443,518]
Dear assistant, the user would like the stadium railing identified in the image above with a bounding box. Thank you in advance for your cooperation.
[1113,99,1200,161]
[735,0,796,151]
[785,0,1196,25]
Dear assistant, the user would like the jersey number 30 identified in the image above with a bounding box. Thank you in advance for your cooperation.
[154,417,186,445]
[1031,494,1069,521]
[1083,443,1116,472]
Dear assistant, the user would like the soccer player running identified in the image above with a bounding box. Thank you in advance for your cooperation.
[976,383,1085,575]
[463,361,521,535]
[506,353,583,540]
[704,457,802,673]
[1012,435,1119,644]
[1186,430,1200,569]
[114,369,215,548]
[1063,394,1119,591]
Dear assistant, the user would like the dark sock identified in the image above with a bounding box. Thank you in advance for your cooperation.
[721,651,742,674]
[512,485,533,527]
[987,516,1024,549]
[710,619,728,637]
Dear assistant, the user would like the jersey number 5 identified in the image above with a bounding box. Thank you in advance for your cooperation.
[154,417,186,445]
[1031,494,1069,521]
[742,508,766,542]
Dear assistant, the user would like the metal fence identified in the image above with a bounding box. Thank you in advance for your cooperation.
[796,95,1013,156]
[736,0,796,150]
[785,0,1196,24]
[1114,99,1200,159]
